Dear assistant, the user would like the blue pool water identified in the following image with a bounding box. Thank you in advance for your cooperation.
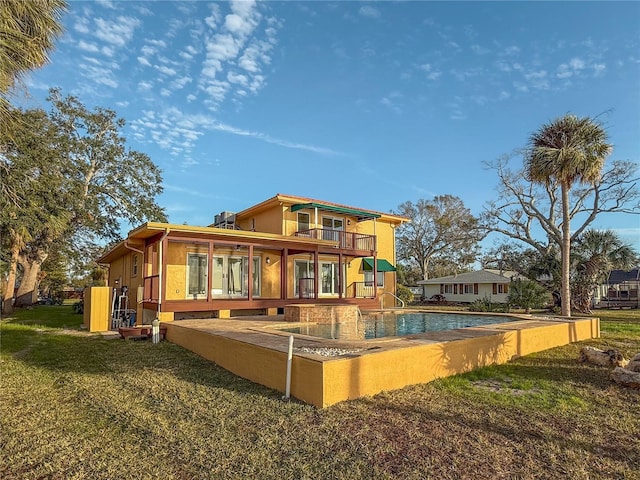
[280,312,517,340]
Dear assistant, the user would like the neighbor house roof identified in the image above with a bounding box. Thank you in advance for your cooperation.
[417,269,519,285]
[607,268,640,284]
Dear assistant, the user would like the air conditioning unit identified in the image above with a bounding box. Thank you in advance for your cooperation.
[213,211,236,226]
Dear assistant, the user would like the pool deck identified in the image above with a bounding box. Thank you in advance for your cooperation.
[164,312,600,408]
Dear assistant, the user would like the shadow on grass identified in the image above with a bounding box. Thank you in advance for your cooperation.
[356,392,639,467]
[1,323,284,401]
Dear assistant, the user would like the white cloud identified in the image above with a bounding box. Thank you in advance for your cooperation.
[77,40,99,53]
[78,61,118,88]
[138,80,153,90]
[94,16,141,47]
[156,65,177,76]
[471,44,490,55]
[170,76,192,89]
[74,17,90,34]
[359,6,381,19]
[137,56,152,67]
[593,63,606,76]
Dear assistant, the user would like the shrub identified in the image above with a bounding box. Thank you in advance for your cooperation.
[396,284,414,306]
[468,295,510,313]
[507,279,550,313]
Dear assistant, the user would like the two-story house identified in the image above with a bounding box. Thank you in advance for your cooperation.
[97,194,409,326]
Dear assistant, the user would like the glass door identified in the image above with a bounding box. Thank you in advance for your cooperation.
[211,255,261,298]
[187,253,207,299]
[322,216,344,242]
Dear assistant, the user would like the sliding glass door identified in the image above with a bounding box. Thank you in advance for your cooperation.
[212,255,260,298]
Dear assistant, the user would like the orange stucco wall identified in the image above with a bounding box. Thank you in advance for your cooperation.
[165,316,599,408]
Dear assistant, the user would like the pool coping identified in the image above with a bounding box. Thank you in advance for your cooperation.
[163,312,600,407]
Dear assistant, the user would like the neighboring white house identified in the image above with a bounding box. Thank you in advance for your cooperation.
[417,269,519,304]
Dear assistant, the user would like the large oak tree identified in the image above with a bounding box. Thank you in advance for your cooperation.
[1,90,166,311]
[395,195,483,281]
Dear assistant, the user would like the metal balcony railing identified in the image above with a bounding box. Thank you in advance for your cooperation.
[295,228,375,250]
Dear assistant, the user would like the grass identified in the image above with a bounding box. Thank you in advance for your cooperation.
[1,306,639,479]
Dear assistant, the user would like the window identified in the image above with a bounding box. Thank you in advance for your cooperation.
[463,284,474,294]
[187,253,207,298]
[365,270,384,288]
[443,284,453,294]
[132,255,138,277]
[498,284,508,294]
[297,212,310,233]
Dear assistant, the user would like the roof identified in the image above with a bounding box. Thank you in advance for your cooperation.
[235,194,409,225]
[417,269,519,285]
[97,222,339,264]
[607,268,640,284]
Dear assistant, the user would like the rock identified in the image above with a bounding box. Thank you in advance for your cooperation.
[610,367,640,389]
[579,346,628,368]
[626,353,640,373]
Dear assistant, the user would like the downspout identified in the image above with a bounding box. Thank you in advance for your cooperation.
[156,228,171,321]
[123,241,145,326]
[124,241,144,256]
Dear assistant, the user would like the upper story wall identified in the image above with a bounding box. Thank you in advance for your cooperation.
[234,195,404,261]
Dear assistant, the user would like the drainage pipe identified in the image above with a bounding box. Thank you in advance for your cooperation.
[284,335,294,400]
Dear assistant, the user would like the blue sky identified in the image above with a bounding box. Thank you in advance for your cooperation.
[20,1,640,249]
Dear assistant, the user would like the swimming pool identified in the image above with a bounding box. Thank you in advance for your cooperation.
[280,311,518,340]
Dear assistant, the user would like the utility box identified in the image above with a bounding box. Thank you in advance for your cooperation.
[83,286,112,332]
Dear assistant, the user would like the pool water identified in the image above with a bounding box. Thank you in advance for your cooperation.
[280,312,517,340]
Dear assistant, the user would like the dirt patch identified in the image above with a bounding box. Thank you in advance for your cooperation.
[472,377,542,396]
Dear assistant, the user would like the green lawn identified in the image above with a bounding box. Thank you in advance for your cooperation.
[1,306,639,479]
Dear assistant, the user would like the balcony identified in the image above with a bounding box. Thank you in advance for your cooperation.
[294,228,376,251]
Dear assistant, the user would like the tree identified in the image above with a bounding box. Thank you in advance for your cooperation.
[571,229,638,313]
[0,0,67,130]
[0,92,166,309]
[525,114,612,316]
[483,115,639,316]
[395,195,483,281]
[507,278,550,314]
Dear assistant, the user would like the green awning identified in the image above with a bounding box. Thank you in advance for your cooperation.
[291,202,381,221]
[362,258,396,272]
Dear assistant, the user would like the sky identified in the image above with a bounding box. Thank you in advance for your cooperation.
[18,0,640,250]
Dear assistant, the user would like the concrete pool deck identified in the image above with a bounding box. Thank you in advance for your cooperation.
[164,312,600,408]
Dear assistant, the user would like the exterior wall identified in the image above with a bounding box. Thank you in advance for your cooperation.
[238,204,284,234]
[423,283,509,303]
[164,241,282,301]
[165,241,188,301]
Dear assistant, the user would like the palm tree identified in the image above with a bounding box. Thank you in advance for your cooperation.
[571,229,638,313]
[525,114,612,316]
[0,0,67,128]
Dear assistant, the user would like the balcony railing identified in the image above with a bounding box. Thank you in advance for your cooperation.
[295,228,375,251]
[354,281,376,298]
